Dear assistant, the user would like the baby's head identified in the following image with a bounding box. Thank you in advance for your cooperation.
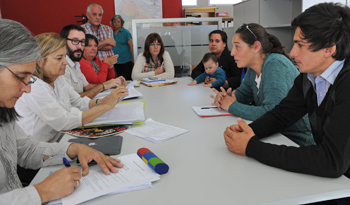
[202,53,219,75]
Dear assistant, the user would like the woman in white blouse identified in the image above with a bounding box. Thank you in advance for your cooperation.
[15,33,128,143]
[131,33,175,80]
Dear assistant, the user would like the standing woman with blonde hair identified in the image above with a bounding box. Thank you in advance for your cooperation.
[132,33,174,80]
[15,33,128,143]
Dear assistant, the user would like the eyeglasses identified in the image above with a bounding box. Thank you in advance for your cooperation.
[66,38,85,46]
[239,24,258,40]
[150,43,161,47]
[4,66,37,88]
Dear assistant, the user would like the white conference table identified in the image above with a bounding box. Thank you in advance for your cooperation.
[31,77,350,205]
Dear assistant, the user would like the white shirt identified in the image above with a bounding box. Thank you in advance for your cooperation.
[255,72,262,90]
[64,55,89,93]
[15,76,90,142]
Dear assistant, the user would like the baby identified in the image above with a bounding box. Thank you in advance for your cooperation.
[188,53,226,87]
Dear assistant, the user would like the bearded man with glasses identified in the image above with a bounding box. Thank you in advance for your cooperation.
[60,24,126,99]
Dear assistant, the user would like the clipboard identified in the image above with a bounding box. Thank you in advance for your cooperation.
[141,81,178,87]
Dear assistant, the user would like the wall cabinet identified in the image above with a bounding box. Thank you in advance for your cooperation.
[233,0,301,52]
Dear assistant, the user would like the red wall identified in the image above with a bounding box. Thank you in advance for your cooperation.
[0,0,182,35]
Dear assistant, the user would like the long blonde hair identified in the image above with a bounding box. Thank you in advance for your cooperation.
[35,33,66,83]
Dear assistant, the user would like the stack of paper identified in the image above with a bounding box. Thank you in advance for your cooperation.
[47,153,160,205]
[47,182,152,205]
[141,77,165,83]
[125,118,189,143]
[84,101,145,126]
[192,106,234,117]
[117,82,143,102]
[132,80,141,87]
[141,79,177,86]
[94,82,142,101]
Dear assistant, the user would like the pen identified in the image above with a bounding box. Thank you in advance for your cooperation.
[201,107,216,109]
[63,157,71,167]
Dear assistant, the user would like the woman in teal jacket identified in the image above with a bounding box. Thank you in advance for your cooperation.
[211,23,314,146]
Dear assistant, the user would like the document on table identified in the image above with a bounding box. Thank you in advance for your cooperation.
[60,153,160,205]
[83,101,145,126]
[141,77,165,82]
[141,79,177,86]
[118,82,143,102]
[47,182,152,205]
[125,118,189,143]
[93,82,142,100]
[192,106,234,117]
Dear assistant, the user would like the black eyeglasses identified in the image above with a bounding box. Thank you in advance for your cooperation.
[4,66,36,88]
[239,24,258,40]
[66,38,85,46]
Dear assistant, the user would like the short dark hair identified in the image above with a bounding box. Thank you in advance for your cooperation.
[202,52,218,64]
[143,33,165,64]
[291,2,350,60]
[236,23,292,62]
[209,30,228,50]
[60,24,85,39]
[85,34,98,47]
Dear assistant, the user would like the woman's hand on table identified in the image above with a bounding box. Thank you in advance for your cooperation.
[34,165,82,203]
[99,87,128,109]
[35,143,124,203]
[210,87,236,111]
[66,143,123,176]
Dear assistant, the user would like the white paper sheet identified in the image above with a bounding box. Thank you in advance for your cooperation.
[61,153,160,205]
[47,182,152,205]
[125,118,189,143]
[84,101,145,126]
[142,79,176,85]
[192,106,233,117]
[94,82,142,100]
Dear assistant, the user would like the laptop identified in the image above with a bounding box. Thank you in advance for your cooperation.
[68,135,123,156]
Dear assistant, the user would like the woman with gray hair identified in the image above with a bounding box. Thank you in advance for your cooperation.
[0,19,123,205]
[111,14,134,80]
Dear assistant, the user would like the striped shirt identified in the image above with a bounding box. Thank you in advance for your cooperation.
[82,22,114,60]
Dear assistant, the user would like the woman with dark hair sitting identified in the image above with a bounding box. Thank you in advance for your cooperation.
[131,33,174,80]
[191,30,242,90]
[80,34,125,85]
[211,23,314,146]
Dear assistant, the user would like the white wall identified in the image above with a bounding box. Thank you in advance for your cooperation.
[302,0,346,11]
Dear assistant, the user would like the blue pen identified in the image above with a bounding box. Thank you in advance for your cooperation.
[63,157,71,167]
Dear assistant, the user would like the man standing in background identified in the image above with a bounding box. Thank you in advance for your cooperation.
[82,3,116,61]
